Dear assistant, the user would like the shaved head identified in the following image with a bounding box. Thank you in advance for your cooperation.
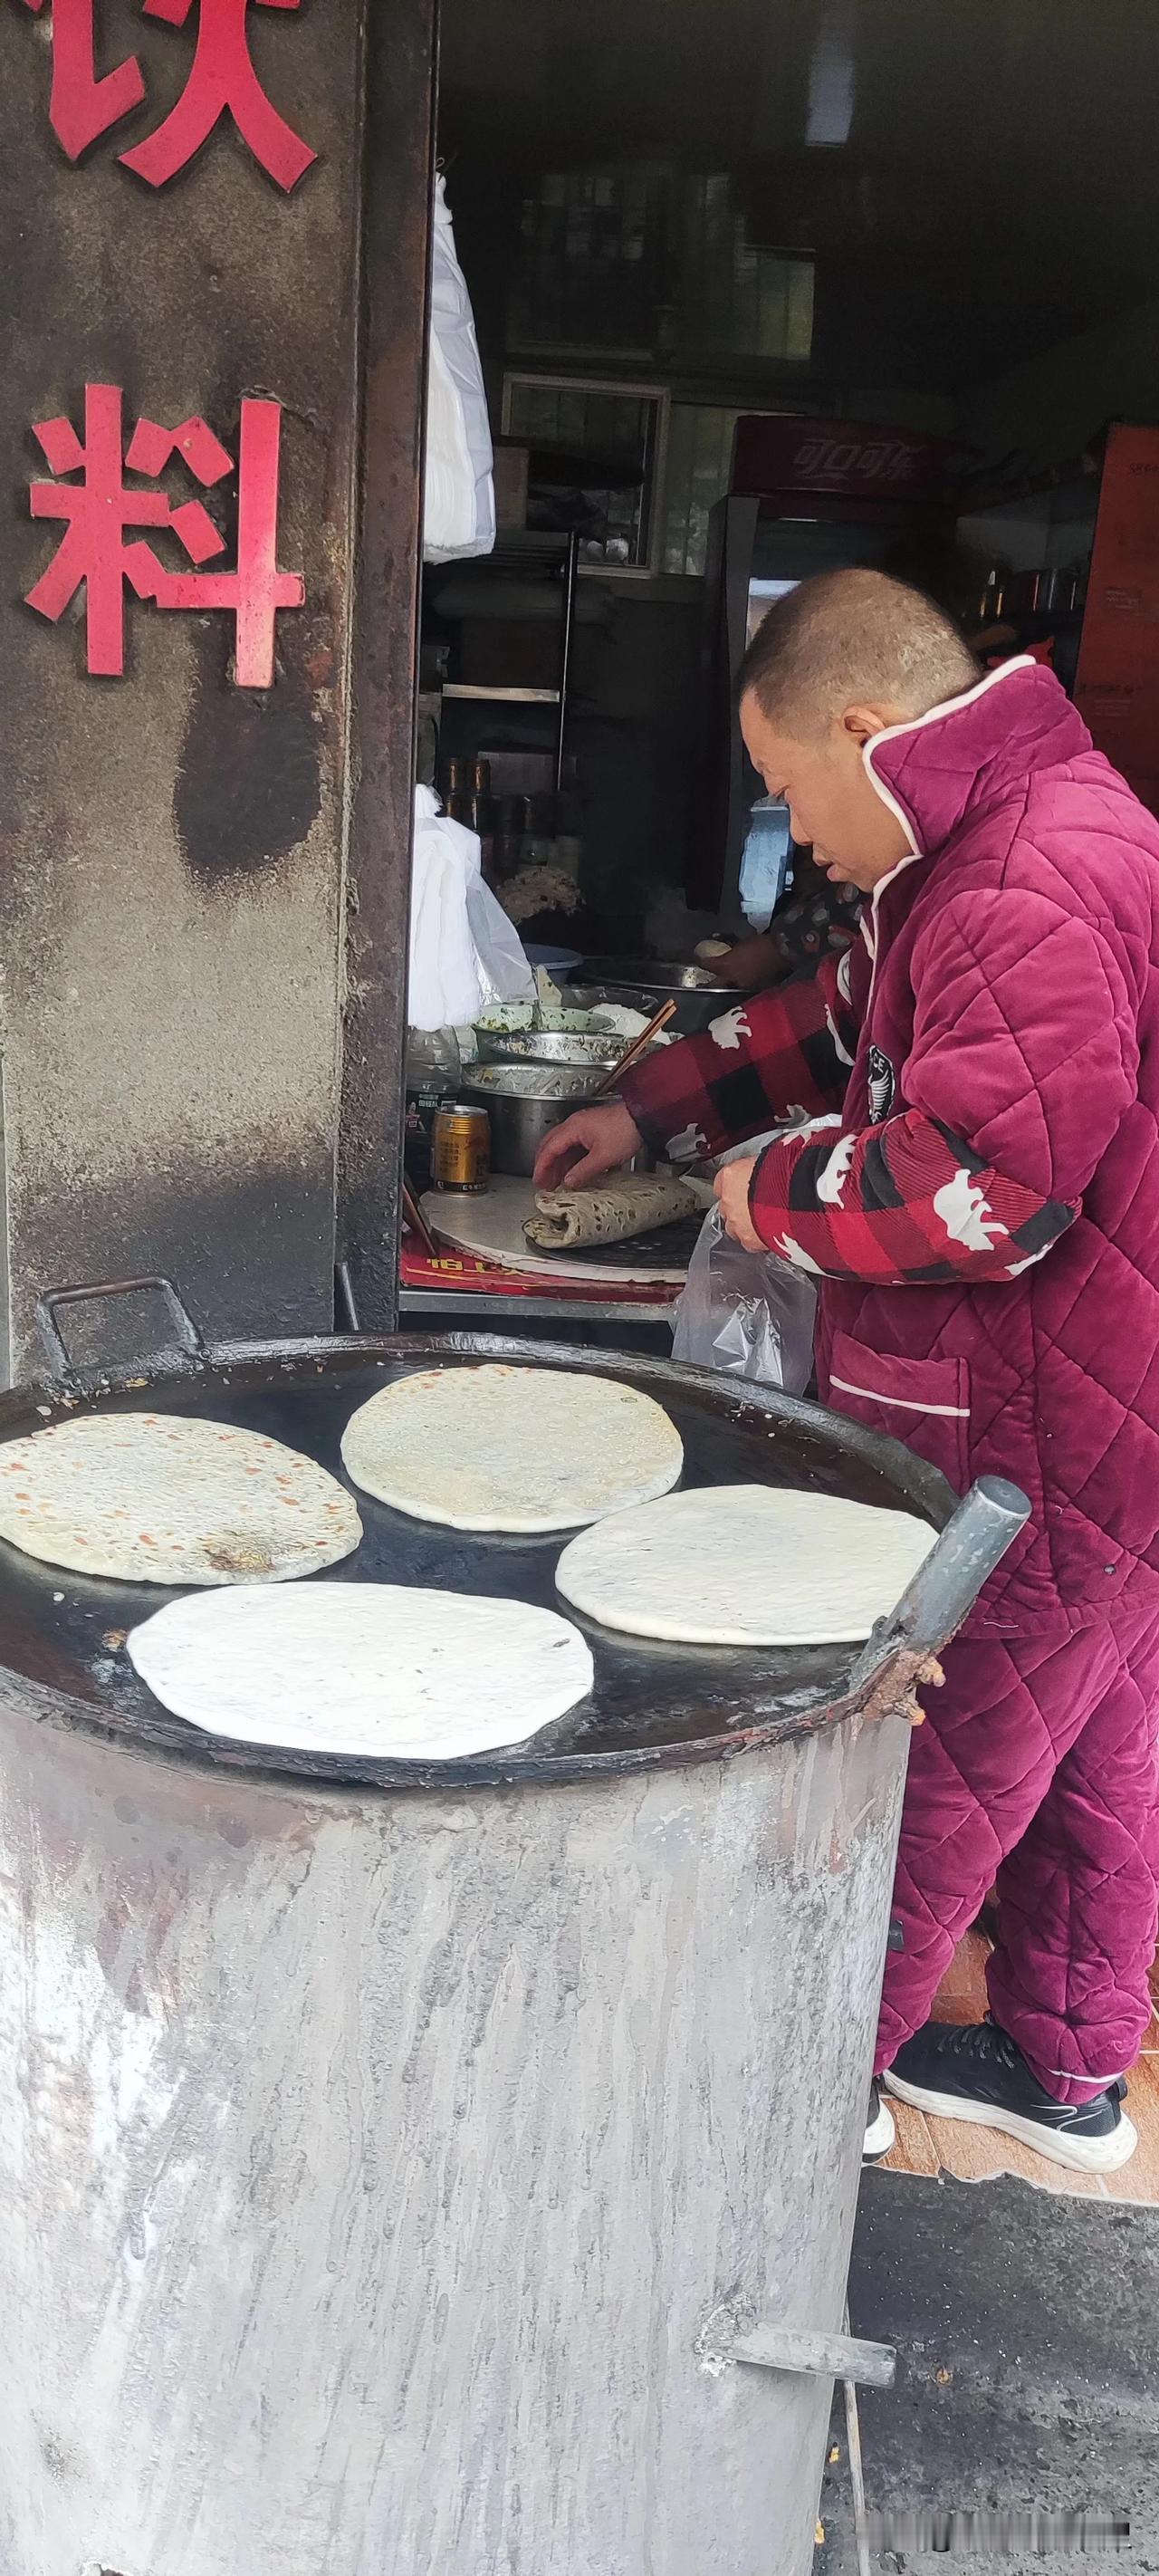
[740,569,981,738]
[736,571,982,890]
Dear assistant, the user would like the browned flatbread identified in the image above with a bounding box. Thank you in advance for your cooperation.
[524,1172,703,1253]
[0,1413,362,1586]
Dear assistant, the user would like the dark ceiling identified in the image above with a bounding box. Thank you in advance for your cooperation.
[438,0,1159,395]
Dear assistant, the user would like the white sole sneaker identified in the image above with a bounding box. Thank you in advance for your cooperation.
[864,2096,896,2159]
[883,2071,1139,2175]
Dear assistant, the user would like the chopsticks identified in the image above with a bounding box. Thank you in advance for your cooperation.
[592,997,677,1098]
[402,1179,440,1258]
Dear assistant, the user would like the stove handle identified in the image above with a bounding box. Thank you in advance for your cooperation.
[847,1475,1030,1692]
[36,1274,206,1385]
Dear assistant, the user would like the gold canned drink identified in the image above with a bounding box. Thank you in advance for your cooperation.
[433,1103,491,1193]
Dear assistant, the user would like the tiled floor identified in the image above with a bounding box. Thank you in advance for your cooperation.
[882,1931,1159,2206]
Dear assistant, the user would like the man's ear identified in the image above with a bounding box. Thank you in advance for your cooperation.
[840,703,897,748]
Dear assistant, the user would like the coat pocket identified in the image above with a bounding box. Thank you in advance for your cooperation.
[826,1331,972,1495]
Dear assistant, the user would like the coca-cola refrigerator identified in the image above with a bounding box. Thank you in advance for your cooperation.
[693,415,961,918]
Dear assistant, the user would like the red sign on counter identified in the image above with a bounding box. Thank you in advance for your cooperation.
[21,0,317,190]
[26,384,304,686]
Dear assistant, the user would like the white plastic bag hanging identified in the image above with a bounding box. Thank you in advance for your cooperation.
[424,176,495,564]
[672,1131,818,1394]
[465,870,538,1011]
[408,787,535,1032]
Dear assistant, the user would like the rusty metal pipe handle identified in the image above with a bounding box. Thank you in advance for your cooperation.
[851,1475,1030,1684]
[36,1274,206,1386]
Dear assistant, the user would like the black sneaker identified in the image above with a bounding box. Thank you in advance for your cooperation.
[884,2017,1137,2175]
[864,2080,896,2162]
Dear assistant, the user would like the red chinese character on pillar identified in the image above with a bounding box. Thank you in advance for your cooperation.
[26,384,226,676]
[20,0,146,162]
[122,0,317,193]
[26,385,305,687]
[138,399,306,687]
[21,0,316,191]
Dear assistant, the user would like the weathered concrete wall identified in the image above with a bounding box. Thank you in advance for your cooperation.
[0,1668,910,2575]
[0,1,372,1374]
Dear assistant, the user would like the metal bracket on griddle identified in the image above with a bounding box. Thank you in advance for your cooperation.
[733,2326,896,2390]
[702,2318,896,2390]
[36,1274,206,1391]
[848,1475,1030,1686]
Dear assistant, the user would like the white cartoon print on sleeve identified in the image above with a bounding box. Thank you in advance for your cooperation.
[934,1169,1009,1254]
[666,1122,709,1163]
[708,1005,752,1052]
[816,1131,857,1206]
[773,1235,824,1274]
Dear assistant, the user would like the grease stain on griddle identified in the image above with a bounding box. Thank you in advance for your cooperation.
[175,628,322,882]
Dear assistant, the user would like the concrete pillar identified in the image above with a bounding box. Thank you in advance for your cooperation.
[0,0,432,1377]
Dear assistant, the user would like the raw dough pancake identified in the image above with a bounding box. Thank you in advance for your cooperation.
[0,1412,362,1585]
[340,1363,683,1533]
[127,1583,594,1760]
[555,1484,936,1645]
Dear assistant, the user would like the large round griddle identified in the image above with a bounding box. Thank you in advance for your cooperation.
[0,1331,955,1792]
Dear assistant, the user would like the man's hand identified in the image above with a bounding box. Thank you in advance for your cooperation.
[706,929,786,992]
[714,1158,765,1253]
[533,1102,643,1190]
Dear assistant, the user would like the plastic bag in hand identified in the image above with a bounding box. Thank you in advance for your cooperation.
[671,1130,817,1393]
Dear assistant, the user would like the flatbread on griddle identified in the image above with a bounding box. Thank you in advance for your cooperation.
[340,1362,684,1533]
[555,1484,936,1645]
[127,1582,594,1760]
[0,1412,362,1586]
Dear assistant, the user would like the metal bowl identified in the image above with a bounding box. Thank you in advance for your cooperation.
[475,1004,591,1036]
[564,983,659,1019]
[461,1062,614,1177]
[476,1028,626,1072]
[576,958,737,1036]
[579,956,724,995]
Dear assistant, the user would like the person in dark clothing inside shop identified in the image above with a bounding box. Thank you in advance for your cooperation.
[699,863,866,993]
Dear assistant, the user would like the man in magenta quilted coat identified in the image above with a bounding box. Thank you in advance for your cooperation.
[539,571,1159,2177]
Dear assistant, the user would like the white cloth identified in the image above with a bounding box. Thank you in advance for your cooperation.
[408,788,535,1032]
[424,176,495,564]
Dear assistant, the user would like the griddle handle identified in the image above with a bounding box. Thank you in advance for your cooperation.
[36,1274,206,1385]
[850,1476,1030,1678]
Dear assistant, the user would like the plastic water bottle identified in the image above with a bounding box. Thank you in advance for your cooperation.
[739,798,793,931]
[404,1026,462,1195]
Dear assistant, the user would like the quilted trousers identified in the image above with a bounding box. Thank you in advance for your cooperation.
[876,1597,1159,2105]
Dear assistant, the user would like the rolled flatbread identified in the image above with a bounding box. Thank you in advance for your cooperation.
[524,1171,704,1252]
[340,1362,684,1533]
[127,1583,594,1760]
[555,1484,937,1646]
[0,1412,362,1586]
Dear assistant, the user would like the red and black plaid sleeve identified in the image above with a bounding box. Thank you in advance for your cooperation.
[748,1108,1077,1283]
[619,950,863,1163]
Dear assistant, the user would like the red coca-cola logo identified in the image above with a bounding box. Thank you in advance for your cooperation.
[791,434,920,485]
[733,414,952,502]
